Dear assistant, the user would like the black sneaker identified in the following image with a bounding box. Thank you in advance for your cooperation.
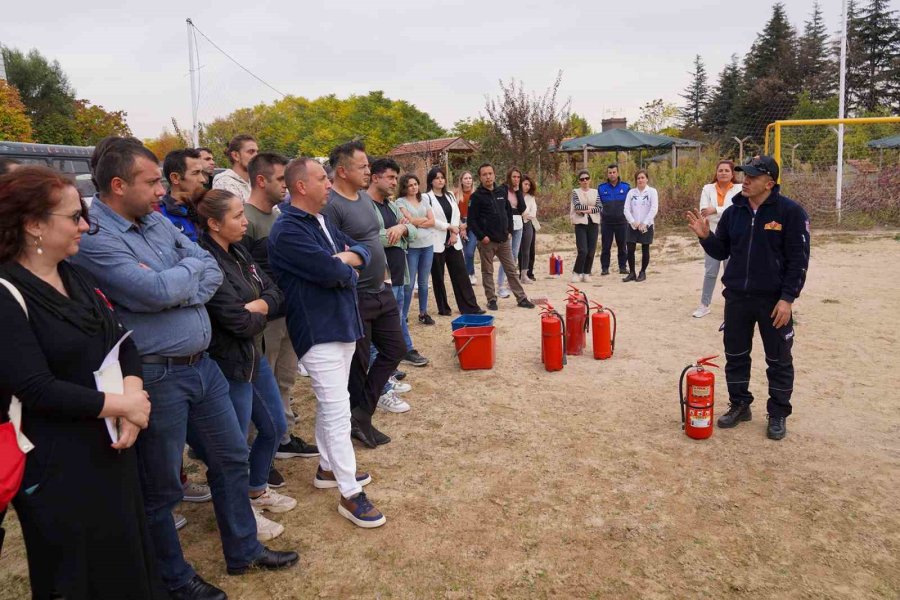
[717,403,752,428]
[350,422,377,449]
[618,267,629,275]
[402,349,429,367]
[275,435,320,459]
[601,269,610,276]
[527,273,536,281]
[487,300,498,311]
[393,369,407,381]
[622,272,636,282]
[472,307,487,315]
[372,426,391,446]
[636,271,646,282]
[418,313,436,325]
[517,298,535,309]
[766,415,787,440]
[267,466,286,489]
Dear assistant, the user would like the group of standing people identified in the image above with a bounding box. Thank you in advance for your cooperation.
[570,164,659,283]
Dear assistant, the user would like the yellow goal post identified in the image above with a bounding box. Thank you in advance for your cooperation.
[764,116,900,223]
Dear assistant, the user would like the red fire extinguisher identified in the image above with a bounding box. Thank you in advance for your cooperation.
[565,285,589,356]
[540,303,566,371]
[679,355,720,440]
[548,253,564,277]
[590,302,617,359]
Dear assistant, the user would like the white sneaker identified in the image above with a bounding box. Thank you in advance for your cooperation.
[297,362,309,377]
[253,508,284,541]
[250,487,297,513]
[498,286,511,298]
[469,275,477,285]
[582,274,592,283]
[692,305,711,318]
[570,273,581,283]
[378,390,411,413]
[389,376,411,393]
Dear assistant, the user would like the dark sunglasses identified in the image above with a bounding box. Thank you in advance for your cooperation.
[46,209,85,225]
[578,177,590,182]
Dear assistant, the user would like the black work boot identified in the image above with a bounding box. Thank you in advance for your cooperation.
[717,403,752,428]
[766,416,787,440]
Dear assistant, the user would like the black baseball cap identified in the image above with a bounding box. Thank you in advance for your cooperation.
[736,155,779,180]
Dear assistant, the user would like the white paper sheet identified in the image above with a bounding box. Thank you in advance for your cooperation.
[93,331,132,444]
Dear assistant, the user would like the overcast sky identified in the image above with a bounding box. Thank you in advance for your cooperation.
[1,0,884,140]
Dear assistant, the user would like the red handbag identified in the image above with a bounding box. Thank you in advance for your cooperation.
[0,278,34,512]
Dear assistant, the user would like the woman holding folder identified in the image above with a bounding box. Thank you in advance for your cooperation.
[0,167,165,598]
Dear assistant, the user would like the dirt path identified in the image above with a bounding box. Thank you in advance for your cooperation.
[2,232,898,599]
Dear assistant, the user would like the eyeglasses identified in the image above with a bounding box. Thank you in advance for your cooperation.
[46,210,85,225]
[579,177,590,182]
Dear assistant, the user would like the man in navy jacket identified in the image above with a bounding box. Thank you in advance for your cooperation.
[268,157,386,529]
[597,164,630,275]
[687,156,809,440]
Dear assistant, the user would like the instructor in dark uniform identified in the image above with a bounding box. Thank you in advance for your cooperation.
[686,156,809,440]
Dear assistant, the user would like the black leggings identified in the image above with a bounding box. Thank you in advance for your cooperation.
[626,243,650,274]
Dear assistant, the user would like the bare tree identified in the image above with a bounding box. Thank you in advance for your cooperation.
[484,71,571,177]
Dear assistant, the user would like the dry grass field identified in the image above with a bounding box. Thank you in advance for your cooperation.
[2,230,898,599]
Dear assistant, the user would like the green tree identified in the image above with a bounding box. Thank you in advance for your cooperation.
[1,47,77,144]
[702,55,743,138]
[679,55,709,129]
[633,99,679,134]
[798,1,836,101]
[565,113,592,138]
[200,91,445,162]
[733,3,800,139]
[450,117,495,143]
[73,99,131,145]
[0,80,34,141]
[854,0,900,112]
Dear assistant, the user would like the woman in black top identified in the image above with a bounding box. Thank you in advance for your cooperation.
[0,167,163,599]
[195,190,296,540]
[423,167,483,316]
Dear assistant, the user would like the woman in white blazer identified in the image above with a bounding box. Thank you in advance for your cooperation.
[424,167,484,315]
[692,159,741,317]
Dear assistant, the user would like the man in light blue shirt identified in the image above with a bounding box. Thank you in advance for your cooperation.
[71,138,297,599]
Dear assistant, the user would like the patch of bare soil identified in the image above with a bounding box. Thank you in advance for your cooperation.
[2,231,898,599]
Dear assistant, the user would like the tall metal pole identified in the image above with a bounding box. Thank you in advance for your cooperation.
[186,19,199,147]
[836,0,849,223]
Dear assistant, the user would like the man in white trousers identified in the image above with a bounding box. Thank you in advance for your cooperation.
[267,157,386,528]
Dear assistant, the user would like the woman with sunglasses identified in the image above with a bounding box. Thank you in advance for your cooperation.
[0,167,165,599]
[570,169,601,282]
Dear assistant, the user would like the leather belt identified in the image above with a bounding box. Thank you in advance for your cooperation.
[142,352,204,366]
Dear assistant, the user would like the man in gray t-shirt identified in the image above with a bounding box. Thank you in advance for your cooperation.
[323,142,407,449]
[323,188,387,292]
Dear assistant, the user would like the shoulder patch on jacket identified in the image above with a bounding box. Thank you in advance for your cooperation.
[764,220,783,231]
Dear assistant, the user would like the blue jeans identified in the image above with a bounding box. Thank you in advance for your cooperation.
[227,357,288,493]
[392,284,413,351]
[462,231,478,276]
[138,356,263,591]
[404,245,434,317]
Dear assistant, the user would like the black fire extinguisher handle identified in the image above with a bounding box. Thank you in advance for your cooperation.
[678,365,691,429]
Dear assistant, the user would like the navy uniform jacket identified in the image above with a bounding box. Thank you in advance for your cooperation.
[700,187,810,302]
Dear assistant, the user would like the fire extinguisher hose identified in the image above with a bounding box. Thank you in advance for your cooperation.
[678,365,692,430]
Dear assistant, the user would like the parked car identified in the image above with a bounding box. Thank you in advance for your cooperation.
[0,141,96,199]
